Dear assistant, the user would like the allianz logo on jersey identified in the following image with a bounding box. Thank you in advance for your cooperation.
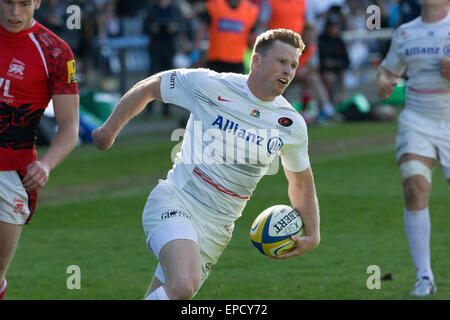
[405,46,440,56]
[212,115,265,146]
[169,117,284,167]
[211,115,283,155]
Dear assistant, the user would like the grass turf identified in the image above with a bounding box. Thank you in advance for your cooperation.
[6,121,449,299]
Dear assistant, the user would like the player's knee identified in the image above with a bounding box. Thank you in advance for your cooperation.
[400,160,432,185]
[167,275,200,300]
[400,160,432,204]
[406,174,430,190]
[404,175,430,196]
[403,175,431,209]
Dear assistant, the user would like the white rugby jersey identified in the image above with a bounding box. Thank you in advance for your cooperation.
[381,13,450,119]
[160,68,310,221]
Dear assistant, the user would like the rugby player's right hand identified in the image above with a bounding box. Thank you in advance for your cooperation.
[92,126,115,151]
[23,161,50,191]
[377,75,398,100]
[376,67,400,100]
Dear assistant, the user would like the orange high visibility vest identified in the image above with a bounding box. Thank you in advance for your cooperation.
[207,0,259,63]
[268,0,306,34]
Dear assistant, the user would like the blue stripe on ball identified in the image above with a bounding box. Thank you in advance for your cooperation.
[251,239,266,255]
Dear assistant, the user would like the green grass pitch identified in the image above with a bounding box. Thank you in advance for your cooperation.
[6,121,449,299]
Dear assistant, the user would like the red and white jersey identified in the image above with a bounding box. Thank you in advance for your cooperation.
[381,13,450,120]
[160,68,310,221]
[0,20,79,171]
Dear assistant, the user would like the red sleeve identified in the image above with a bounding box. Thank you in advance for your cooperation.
[35,24,79,96]
[47,40,79,95]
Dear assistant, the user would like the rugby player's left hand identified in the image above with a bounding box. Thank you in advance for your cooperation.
[271,235,319,259]
[23,161,50,191]
[440,58,450,80]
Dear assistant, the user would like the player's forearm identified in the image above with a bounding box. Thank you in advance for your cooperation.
[102,74,162,137]
[377,66,399,85]
[376,66,389,83]
[40,119,79,171]
[377,66,400,99]
[289,180,320,246]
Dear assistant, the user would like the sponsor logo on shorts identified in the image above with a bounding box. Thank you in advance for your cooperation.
[13,198,26,215]
[169,71,176,89]
[160,209,190,220]
[204,262,215,273]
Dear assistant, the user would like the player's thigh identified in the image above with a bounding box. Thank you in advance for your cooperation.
[396,109,439,166]
[398,153,435,168]
[158,239,202,287]
[0,170,36,225]
[0,221,23,272]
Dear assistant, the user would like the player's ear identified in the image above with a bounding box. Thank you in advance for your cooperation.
[250,52,260,71]
[34,0,42,10]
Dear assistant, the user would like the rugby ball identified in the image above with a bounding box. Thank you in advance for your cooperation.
[250,205,303,257]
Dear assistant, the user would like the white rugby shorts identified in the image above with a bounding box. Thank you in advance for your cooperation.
[396,109,450,179]
[0,170,37,225]
[142,179,235,285]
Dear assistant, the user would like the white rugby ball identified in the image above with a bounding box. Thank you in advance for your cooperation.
[250,205,303,257]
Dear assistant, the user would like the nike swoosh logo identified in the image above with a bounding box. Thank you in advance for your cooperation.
[217,96,231,102]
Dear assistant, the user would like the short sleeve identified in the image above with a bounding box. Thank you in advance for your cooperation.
[160,68,212,113]
[48,41,79,95]
[279,116,310,172]
[380,27,407,76]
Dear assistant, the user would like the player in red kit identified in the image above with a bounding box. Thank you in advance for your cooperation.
[0,0,79,299]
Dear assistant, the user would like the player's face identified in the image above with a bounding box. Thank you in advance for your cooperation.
[0,0,41,33]
[251,41,300,101]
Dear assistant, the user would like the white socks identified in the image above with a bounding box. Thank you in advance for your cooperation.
[144,285,169,300]
[404,208,433,281]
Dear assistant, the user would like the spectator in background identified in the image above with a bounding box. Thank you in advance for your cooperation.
[35,0,66,35]
[96,0,121,45]
[342,0,371,90]
[143,0,183,117]
[265,0,306,34]
[318,14,350,106]
[399,0,421,24]
[193,0,259,73]
[295,22,336,123]
[305,0,345,35]
[116,0,143,36]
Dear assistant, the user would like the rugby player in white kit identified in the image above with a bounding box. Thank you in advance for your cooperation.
[377,0,450,297]
[92,29,320,300]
